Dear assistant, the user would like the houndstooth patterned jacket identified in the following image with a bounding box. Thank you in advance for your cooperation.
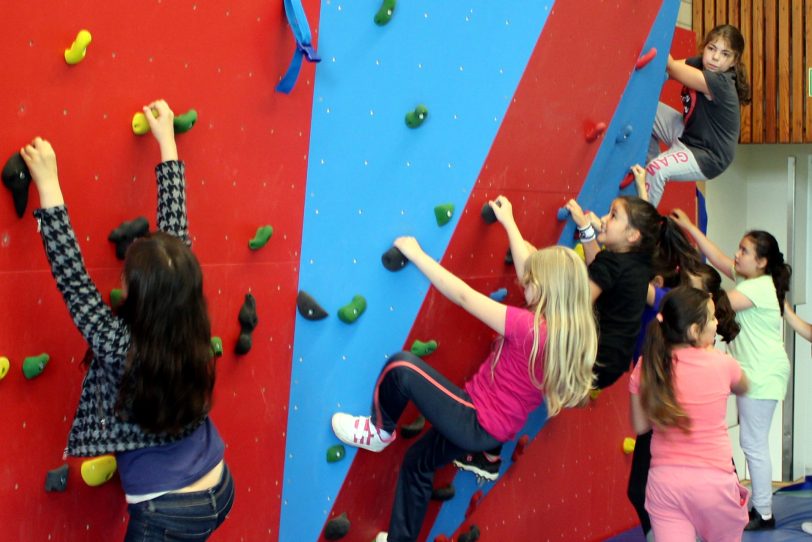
[34,161,203,457]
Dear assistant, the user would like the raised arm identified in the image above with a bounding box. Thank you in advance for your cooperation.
[784,301,812,342]
[667,55,711,96]
[143,100,190,245]
[489,195,529,281]
[670,208,735,279]
[394,236,507,336]
[24,138,128,358]
[565,199,600,265]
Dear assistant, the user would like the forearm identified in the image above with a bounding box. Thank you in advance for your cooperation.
[502,219,529,280]
[582,239,600,265]
[159,140,178,162]
[784,303,812,342]
[411,251,473,307]
[682,224,734,278]
[667,58,709,94]
[37,185,65,209]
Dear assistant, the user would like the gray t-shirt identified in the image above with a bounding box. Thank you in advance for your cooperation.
[678,56,740,179]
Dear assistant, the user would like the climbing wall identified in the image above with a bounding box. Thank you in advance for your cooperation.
[0,0,318,540]
[0,0,699,540]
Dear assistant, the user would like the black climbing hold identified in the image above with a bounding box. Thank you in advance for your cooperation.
[324,511,351,540]
[2,152,32,218]
[458,525,481,542]
[400,414,425,439]
[382,246,408,271]
[235,293,258,355]
[297,291,328,320]
[504,248,513,265]
[481,202,497,224]
[431,483,455,502]
[108,217,149,260]
[45,463,69,492]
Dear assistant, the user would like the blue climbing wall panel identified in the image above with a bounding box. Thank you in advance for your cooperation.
[281,2,553,541]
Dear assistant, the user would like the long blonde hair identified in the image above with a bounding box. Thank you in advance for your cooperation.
[512,246,597,416]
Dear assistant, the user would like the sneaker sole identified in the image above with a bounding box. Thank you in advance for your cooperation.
[452,459,499,481]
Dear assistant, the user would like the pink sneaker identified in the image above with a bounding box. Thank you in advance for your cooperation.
[331,413,395,452]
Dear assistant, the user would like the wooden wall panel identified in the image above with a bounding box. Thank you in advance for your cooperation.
[693,0,812,143]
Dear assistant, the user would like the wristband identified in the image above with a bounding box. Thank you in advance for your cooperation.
[577,223,596,242]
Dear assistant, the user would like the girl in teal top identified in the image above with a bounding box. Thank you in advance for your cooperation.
[671,209,791,531]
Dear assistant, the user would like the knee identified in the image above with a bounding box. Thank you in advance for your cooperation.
[387,351,423,366]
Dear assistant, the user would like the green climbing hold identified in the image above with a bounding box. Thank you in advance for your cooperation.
[374,0,396,25]
[248,225,274,250]
[210,336,223,358]
[405,104,428,128]
[338,295,367,324]
[410,339,437,357]
[173,109,198,134]
[326,444,346,463]
[110,288,125,311]
[23,353,49,380]
[434,203,454,226]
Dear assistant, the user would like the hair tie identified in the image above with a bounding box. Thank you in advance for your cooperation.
[675,264,680,274]
[655,313,664,323]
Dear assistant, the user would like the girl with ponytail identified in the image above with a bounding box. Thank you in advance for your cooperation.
[630,286,749,540]
[671,209,792,530]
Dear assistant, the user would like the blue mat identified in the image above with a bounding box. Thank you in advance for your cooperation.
[606,490,812,541]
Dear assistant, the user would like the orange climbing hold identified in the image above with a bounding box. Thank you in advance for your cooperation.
[635,47,657,70]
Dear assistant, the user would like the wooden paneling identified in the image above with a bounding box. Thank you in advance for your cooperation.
[693,0,812,143]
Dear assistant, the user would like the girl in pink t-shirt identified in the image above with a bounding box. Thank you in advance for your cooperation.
[331,196,597,542]
[630,286,750,541]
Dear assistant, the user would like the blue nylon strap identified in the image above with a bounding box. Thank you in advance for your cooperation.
[277,0,321,94]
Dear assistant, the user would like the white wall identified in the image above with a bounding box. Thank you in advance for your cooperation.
[704,144,811,481]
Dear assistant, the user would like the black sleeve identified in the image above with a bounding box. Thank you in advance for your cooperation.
[704,70,737,106]
[589,251,619,293]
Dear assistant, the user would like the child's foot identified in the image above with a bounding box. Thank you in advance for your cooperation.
[744,508,775,530]
[331,413,395,452]
[373,532,388,542]
[802,521,812,534]
[453,451,501,482]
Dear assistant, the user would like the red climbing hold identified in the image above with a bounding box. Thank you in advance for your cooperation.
[619,171,635,189]
[585,122,607,142]
[465,489,484,519]
[635,47,657,70]
[511,434,530,462]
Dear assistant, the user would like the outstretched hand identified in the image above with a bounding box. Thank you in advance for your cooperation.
[143,99,178,161]
[488,195,514,225]
[564,199,588,228]
[669,208,694,229]
[20,137,63,208]
[394,236,424,261]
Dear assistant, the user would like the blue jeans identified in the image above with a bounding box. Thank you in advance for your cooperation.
[124,463,235,541]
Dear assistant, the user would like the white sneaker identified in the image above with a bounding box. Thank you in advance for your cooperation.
[374,532,388,542]
[331,413,395,452]
[802,521,812,535]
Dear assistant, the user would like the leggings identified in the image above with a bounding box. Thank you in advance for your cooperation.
[373,352,501,542]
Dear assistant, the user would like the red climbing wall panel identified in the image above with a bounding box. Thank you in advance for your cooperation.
[324,8,699,542]
[0,0,317,539]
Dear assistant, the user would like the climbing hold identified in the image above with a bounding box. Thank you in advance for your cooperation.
[131,108,158,136]
[405,105,429,128]
[338,295,367,324]
[574,243,586,262]
[326,444,346,463]
[324,512,350,540]
[511,434,530,462]
[458,525,481,542]
[615,124,633,143]
[556,208,570,221]
[589,388,601,401]
[434,536,451,542]
[109,288,124,311]
[276,0,321,94]
[464,491,483,519]
[382,246,408,272]
[410,339,437,357]
[248,225,274,250]
[585,121,607,143]
[488,288,507,301]
[0,356,9,380]
[108,216,149,260]
[173,109,198,134]
[431,484,455,501]
[480,202,497,224]
[434,203,454,226]
[235,293,258,355]
[623,437,636,454]
[504,248,513,265]
[81,455,117,487]
[374,0,396,25]
[2,152,32,218]
[635,47,657,70]
[400,415,425,439]
[23,353,49,380]
[64,29,92,65]
[297,291,329,320]
[45,463,69,492]
[210,336,223,358]
[619,171,635,189]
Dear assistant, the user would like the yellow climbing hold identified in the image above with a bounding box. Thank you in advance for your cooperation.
[132,108,159,136]
[64,30,92,65]
[574,243,586,262]
[589,388,601,401]
[622,437,636,454]
[0,356,9,380]
[81,455,117,487]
